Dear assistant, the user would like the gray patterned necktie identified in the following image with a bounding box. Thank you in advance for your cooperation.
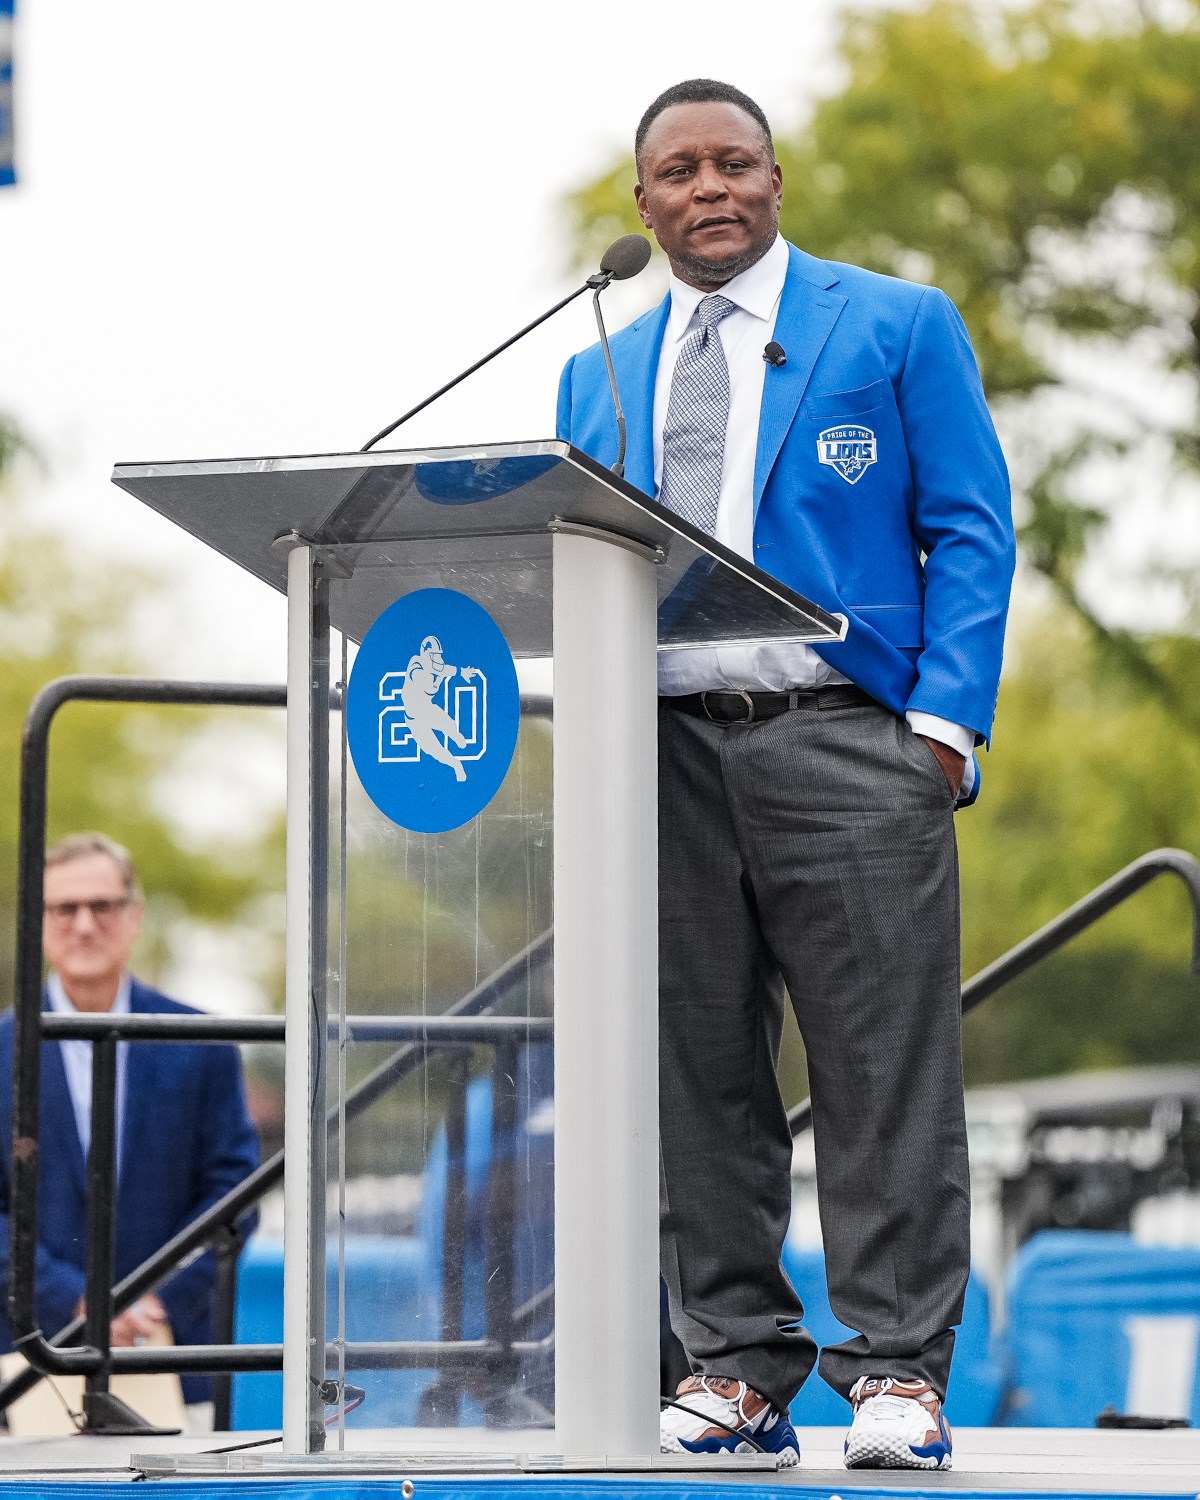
[657,294,738,535]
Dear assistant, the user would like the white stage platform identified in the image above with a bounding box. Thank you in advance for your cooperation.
[0,1427,1196,1495]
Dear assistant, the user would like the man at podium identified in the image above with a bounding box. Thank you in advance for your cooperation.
[557,80,1014,1472]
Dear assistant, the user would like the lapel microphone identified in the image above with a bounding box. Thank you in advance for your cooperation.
[763,342,787,368]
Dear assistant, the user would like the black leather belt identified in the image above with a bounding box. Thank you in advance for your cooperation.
[663,684,875,724]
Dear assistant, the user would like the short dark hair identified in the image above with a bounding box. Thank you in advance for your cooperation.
[635,79,774,173]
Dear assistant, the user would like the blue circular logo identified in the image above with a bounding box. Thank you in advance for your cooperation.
[346,589,520,834]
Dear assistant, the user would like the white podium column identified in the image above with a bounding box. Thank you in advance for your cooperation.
[552,527,660,1458]
[282,542,329,1453]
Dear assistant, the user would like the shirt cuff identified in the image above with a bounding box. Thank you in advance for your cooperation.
[904,712,975,762]
[906,711,977,800]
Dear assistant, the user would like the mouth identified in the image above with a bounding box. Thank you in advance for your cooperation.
[690,215,741,234]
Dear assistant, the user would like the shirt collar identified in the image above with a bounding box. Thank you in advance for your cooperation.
[666,233,788,343]
[47,971,133,1015]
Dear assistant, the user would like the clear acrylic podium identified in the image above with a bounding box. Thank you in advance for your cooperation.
[112,439,845,1460]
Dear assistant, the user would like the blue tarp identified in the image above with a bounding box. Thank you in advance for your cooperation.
[229,1227,1200,1434]
[232,1235,436,1430]
[1004,1230,1200,1426]
[231,1119,1200,1434]
[233,1060,555,1430]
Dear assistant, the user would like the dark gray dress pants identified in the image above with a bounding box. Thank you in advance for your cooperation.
[658,695,971,1412]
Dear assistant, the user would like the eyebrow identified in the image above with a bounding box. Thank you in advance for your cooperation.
[655,144,762,167]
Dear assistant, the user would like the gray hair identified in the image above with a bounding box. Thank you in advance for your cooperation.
[44,832,143,902]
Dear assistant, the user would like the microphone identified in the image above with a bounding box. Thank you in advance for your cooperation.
[588,233,653,287]
[586,234,653,478]
[763,341,787,367]
[361,233,653,453]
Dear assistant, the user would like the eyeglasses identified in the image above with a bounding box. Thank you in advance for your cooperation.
[44,898,132,926]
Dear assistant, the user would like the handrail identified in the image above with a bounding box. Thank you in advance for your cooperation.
[786,847,1200,1138]
[5,672,554,1417]
[9,679,292,1391]
[39,1013,552,1044]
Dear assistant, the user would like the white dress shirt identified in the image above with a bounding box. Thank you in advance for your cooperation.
[46,971,130,1161]
[652,234,974,778]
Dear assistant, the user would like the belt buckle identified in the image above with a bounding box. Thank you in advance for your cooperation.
[702,689,755,724]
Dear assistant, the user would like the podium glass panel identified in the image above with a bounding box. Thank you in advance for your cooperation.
[321,606,554,1446]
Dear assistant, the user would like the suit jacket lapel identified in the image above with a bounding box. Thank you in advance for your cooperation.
[40,1006,88,1203]
[612,295,670,498]
[753,246,848,519]
[118,986,152,1188]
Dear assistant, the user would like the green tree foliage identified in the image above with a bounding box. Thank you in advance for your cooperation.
[0,453,284,1009]
[958,611,1200,1084]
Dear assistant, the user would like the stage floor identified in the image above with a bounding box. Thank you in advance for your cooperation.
[0,1427,1196,1496]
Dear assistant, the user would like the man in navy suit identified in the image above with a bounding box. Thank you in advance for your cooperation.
[558,81,1015,1471]
[0,833,260,1423]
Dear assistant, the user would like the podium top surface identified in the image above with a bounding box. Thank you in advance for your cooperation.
[112,440,846,655]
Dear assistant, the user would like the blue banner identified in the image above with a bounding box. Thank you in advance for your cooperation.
[0,0,12,187]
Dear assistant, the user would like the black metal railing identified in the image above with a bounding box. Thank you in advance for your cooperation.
[786,847,1200,1138]
[5,674,554,1433]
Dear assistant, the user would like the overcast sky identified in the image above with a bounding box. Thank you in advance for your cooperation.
[0,0,863,683]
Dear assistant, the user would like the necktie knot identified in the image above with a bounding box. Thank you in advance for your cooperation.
[697,294,736,331]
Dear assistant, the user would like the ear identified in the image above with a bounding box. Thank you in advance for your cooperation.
[634,181,652,229]
[772,160,783,209]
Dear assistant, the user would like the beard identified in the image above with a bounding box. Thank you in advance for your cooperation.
[671,230,775,288]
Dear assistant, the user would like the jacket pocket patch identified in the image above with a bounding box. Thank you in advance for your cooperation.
[817,423,877,484]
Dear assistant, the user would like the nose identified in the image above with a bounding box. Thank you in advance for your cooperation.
[692,160,727,201]
[70,904,101,934]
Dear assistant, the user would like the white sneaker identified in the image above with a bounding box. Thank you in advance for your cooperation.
[661,1375,800,1466]
[843,1375,952,1470]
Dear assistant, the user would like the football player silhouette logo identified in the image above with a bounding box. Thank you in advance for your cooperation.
[397,635,481,782]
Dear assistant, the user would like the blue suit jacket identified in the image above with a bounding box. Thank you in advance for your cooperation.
[0,980,260,1402]
[557,242,1016,774]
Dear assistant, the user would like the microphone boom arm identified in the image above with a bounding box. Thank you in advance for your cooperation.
[591,280,627,479]
[358,233,648,457]
[360,280,595,453]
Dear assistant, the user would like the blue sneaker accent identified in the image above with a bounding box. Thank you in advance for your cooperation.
[662,1377,801,1467]
[844,1376,953,1471]
[910,1410,952,1464]
[677,1409,799,1461]
[754,1411,802,1461]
